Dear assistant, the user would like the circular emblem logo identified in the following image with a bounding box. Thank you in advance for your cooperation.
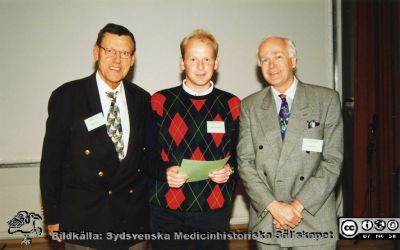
[341,220,358,238]
[387,220,399,231]
[362,220,373,231]
[374,220,386,231]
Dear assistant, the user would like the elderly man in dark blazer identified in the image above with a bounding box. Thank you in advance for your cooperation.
[238,36,343,249]
[40,23,149,250]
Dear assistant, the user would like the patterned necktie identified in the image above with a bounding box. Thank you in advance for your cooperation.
[106,91,124,161]
[278,94,290,140]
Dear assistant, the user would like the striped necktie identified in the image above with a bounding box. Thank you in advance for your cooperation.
[106,91,124,161]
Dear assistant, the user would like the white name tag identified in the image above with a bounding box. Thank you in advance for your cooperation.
[207,121,225,133]
[84,113,105,131]
[302,138,323,152]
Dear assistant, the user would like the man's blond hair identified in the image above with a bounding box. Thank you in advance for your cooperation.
[180,29,219,58]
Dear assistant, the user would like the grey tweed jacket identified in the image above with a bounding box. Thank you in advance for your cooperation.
[237,82,343,247]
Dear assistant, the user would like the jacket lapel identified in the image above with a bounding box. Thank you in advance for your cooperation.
[278,82,310,167]
[122,81,138,161]
[256,87,282,158]
[85,73,103,115]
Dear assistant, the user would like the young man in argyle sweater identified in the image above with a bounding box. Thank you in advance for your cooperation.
[144,29,240,250]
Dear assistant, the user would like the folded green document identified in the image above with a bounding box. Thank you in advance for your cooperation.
[179,156,231,182]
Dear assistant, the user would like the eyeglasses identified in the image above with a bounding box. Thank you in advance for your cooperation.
[98,45,132,59]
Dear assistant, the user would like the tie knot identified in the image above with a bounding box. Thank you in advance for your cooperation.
[279,94,287,101]
[106,91,118,102]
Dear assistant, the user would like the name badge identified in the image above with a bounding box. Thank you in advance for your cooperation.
[302,138,323,152]
[84,113,105,131]
[207,121,225,133]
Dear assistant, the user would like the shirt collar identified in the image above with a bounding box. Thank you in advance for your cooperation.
[182,79,214,96]
[271,77,298,99]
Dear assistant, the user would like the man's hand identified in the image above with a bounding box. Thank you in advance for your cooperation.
[166,166,189,188]
[209,164,233,184]
[47,224,62,242]
[291,199,304,213]
[273,219,285,230]
[267,200,303,230]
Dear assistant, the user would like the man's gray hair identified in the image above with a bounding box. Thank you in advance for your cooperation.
[258,36,297,59]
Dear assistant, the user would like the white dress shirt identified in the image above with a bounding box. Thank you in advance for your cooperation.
[96,72,130,156]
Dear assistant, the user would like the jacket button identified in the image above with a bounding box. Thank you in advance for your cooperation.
[137,169,141,173]
[84,149,91,155]
[98,171,104,177]
[143,147,146,150]
[259,145,263,150]
[129,189,134,194]
[264,172,267,177]
[300,176,305,181]
[108,190,112,195]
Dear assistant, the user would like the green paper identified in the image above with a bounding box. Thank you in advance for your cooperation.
[179,156,231,182]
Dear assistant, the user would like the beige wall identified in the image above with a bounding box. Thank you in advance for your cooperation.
[0,0,334,239]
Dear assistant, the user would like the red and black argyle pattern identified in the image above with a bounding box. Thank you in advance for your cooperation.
[146,86,240,212]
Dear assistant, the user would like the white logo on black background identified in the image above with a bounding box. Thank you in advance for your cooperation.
[362,220,373,231]
[387,220,399,231]
[341,220,358,238]
[374,220,386,231]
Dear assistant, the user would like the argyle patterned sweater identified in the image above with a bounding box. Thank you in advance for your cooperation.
[144,85,240,212]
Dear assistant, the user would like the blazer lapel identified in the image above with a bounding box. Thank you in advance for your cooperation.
[122,81,138,161]
[278,82,310,167]
[256,87,282,158]
[85,74,103,115]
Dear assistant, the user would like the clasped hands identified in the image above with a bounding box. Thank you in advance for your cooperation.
[166,164,233,188]
[267,199,304,230]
